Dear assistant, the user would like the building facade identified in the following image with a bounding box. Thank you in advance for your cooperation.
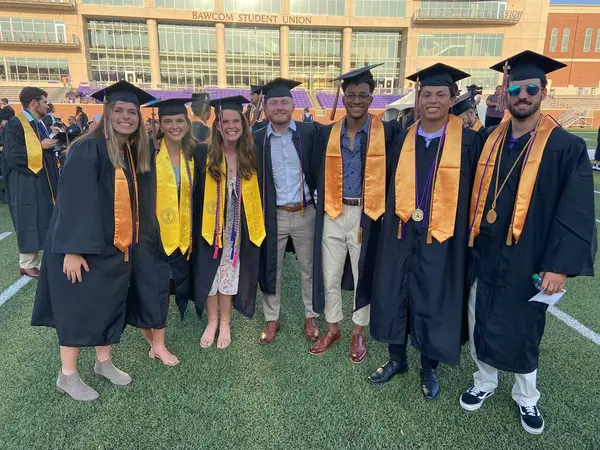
[0,0,550,92]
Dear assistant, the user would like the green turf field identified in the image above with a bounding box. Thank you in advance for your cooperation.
[566,128,597,150]
[0,193,599,449]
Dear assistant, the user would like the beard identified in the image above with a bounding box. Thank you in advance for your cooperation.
[507,99,541,119]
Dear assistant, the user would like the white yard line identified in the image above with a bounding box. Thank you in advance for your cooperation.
[0,276,33,308]
[0,232,12,242]
[595,191,600,195]
[548,306,600,346]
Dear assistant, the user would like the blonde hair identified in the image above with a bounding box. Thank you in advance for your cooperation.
[68,101,151,173]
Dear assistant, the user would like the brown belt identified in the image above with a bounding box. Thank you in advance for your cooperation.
[342,197,362,206]
[277,199,314,212]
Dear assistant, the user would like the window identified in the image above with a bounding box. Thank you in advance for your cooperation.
[289,30,341,90]
[0,17,66,43]
[158,24,217,88]
[583,28,592,52]
[561,28,570,52]
[87,20,151,84]
[81,0,143,4]
[155,0,213,9]
[225,27,279,86]
[2,57,69,82]
[290,0,345,15]
[355,0,405,17]
[596,29,600,52]
[457,68,500,91]
[419,1,508,20]
[224,0,279,13]
[417,33,503,57]
[351,31,402,89]
[549,28,558,52]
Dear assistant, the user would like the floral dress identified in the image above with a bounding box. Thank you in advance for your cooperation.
[208,176,241,296]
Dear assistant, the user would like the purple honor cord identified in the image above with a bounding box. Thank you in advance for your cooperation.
[229,175,241,267]
[213,177,221,259]
[414,126,446,228]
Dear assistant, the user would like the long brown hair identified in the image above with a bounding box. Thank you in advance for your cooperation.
[156,115,197,160]
[68,101,151,173]
[206,109,256,181]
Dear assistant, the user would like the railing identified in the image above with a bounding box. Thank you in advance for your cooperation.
[412,7,522,24]
[0,33,80,47]
[0,0,75,5]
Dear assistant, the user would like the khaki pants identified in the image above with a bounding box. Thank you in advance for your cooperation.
[263,207,318,321]
[322,204,370,327]
[19,252,40,270]
[468,280,540,406]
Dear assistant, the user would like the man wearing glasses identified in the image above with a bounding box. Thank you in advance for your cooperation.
[460,51,596,435]
[309,65,400,362]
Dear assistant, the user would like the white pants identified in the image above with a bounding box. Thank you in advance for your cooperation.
[468,280,540,407]
[19,252,40,270]
[322,204,370,327]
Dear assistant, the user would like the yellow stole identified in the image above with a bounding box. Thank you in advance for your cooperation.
[472,119,484,131]
[16,112,43,174]
[113,143,139,260]
[468,114,556,247]
[155,140,194,256]
[201,156,266,252]
[324,114,386,220]
[395,114,463,244]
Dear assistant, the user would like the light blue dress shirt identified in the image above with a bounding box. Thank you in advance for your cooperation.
[417,124,445,148]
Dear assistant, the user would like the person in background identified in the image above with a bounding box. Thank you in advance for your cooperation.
[485,85,504,128]
[66,116,82,135]
[400,107,415,131]
[593,124,600,171]
[451,93,484,131]
[0,98,15,129]
[190,92,211,143]
[0,87,58,278]
[43,103,58,129]
[75,106,89,132]
[32,81,155,402]
[248,85,269,131]
[301,107,314,123]
[87,114,102,132]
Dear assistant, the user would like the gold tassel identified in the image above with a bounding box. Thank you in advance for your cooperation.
[397,222,403,239]
[497,61,509,113]
[330,81,341,121]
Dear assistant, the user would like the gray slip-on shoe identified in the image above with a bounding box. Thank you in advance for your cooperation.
[56,371,99,401]
[93,359,132,386]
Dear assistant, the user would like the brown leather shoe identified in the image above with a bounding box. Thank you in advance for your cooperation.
[350,333,367,364]
[309,330,341,356]
[20,267,40,278]
[259,321,280,345]
[304,317,319,342]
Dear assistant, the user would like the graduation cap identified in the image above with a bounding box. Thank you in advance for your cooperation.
[451,92,477,116]
[90,80,155,107]
[490,50,566,82]
[261,78,301,100]
[406,63,470,89]
[331,63,384,90]
[210,95,249,114]
[144,98,191,117]
[250,85,263,95]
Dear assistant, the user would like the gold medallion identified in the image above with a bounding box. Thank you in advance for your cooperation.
[412,208,424,222]
[486,209,497,224]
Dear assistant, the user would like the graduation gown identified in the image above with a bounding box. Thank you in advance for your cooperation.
[1,116,58,253]
[251,119,269,132]
[366,128,482,365]
[127,147,194,328]
[190,144,261,318]
[191,120,210,144]
[32,137,137,347]
[311,119,399,314]
[255,120,321,296]
[468,125,596,373]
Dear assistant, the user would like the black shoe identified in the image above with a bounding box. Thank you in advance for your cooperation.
[368,360,408,384]
[518,405,545,435]
[459,385,495,411]
[420,367,439,400]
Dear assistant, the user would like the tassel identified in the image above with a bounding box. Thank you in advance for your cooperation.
[232,249,239,268]
[358,227,362,244]
[414,76,421,120]
[397,221,404,240]
[497,61,509,113]
[330,81,341,121]
[213,245,219,259]
[102,88,109,140]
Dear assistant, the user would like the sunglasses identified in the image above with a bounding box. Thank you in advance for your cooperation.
[507,84,541,97]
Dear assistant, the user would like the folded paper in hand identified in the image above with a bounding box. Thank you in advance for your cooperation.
[529,289,566,306]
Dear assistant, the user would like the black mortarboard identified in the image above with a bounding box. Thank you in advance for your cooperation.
[192,92,210,102]
[451,93,477,116]
[250,85,263,95]
[331,63,383,89]
[490,50,566,82]
[144,98,191,117]
[261,78,301,100]
[210,95,249,114]
[406,63,470,88]
[90,80,155,107]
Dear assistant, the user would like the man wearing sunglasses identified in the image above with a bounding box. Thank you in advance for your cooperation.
[309,64,400,363]
[460,51,596,435]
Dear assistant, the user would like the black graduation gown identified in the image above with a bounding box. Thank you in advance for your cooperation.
[190,144,262,318]
[254,120,321,296]
[468,125,596,374]
[251,119,269,132]
[1,116,58,253]
[366,128,482,365]
[191,120,210,144]
[127,147,195,328]
[311,120,399,315]
[32,137,137,347]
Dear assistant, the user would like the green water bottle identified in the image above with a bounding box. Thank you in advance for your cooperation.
[532,274,543,291]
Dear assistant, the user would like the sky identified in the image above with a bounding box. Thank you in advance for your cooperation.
[550,0,600,4]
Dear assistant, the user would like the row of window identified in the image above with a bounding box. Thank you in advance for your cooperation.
[549,27,600,53]
[80,0,406,17]
[0,57,70,82]
[0,18,67,42]
[417,33,503,57]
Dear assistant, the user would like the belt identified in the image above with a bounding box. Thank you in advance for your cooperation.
[277,199,314,212]
[342,197,362,206]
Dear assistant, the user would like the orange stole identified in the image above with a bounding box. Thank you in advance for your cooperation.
[113,144,139,259]
[323,114,386,220]
[468,114,556,247]
[395,115,463,244]
[472,119,484,131]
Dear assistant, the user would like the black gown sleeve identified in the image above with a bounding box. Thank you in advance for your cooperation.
[51,141,106,255]
[2,119,37,174]
[540,137,596,277]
